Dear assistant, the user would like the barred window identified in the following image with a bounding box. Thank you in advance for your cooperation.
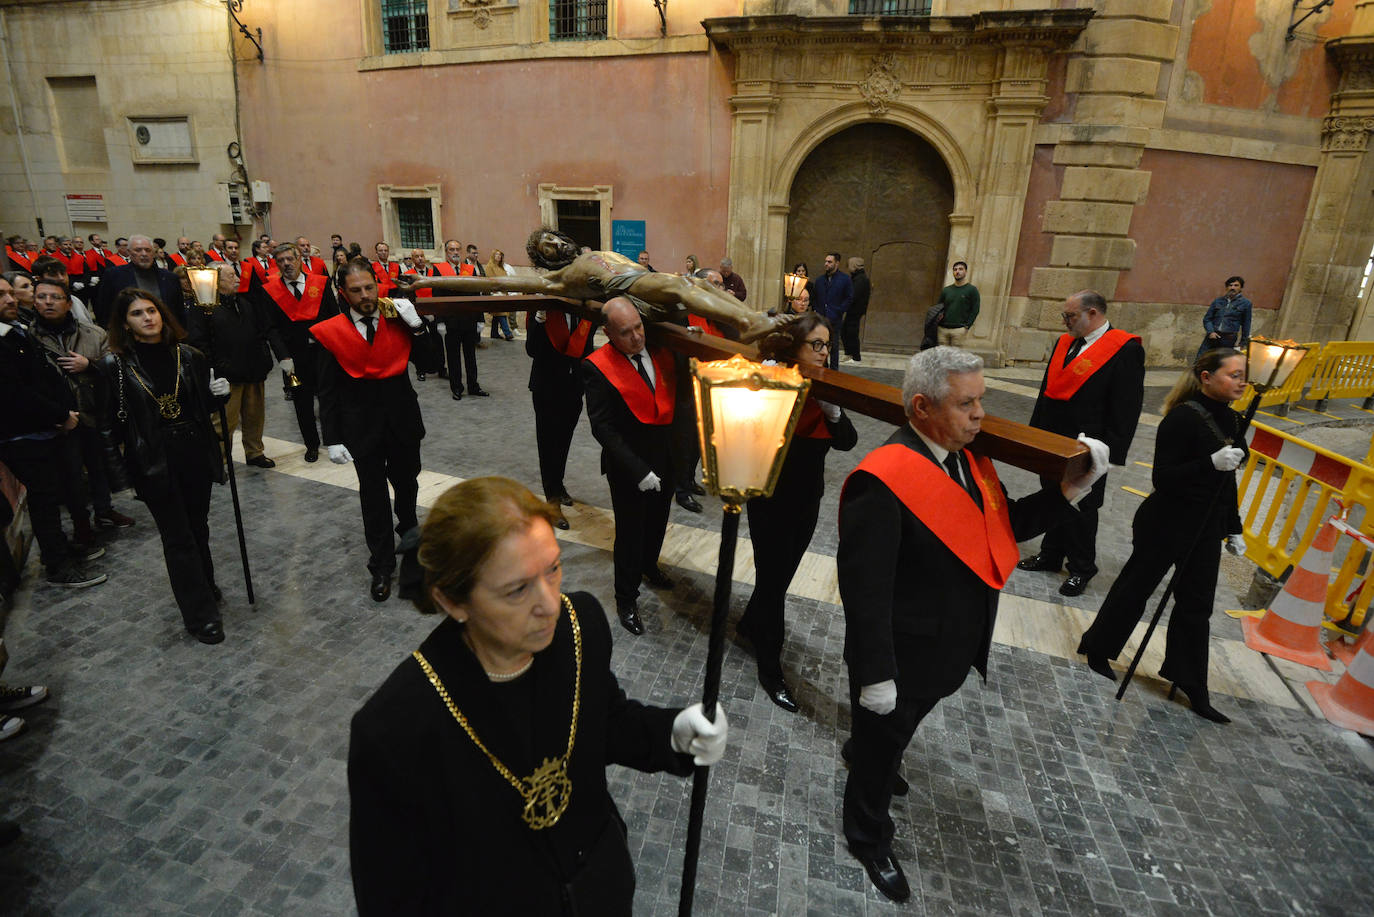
[550,1,607,41]
[382,0,429,54]
[396,198,436,250]
[849,0,932,14]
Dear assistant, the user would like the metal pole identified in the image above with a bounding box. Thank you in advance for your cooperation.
[200,302,255,605]
[678,502,741,917]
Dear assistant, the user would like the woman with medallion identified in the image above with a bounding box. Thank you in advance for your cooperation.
[737,313,858,712]
[348,477,729,915]
[99,289,230,644]
[1077,348,1249,723]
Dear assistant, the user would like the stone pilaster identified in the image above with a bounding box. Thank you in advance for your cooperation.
[723,90,780,305]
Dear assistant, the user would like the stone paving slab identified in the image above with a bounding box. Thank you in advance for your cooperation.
[1,339,1370,915]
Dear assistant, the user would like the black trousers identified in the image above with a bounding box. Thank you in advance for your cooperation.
[841,312,863,360]
[532,387,582,498]
[843,688,940,858]
[741,492,821,683]
[1035,473,1107,577]
[443,320,480,395]
[607,473,672,606]
[1078,499,1221,688]
[139,428,219,632]
[671,398,701,496]
[353,437,421,575]
[0,436,70,571]
[288,345,321,450]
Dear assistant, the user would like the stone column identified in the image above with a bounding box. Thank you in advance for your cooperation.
[723,90,779,311]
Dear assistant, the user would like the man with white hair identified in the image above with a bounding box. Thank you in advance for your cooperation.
[93,234,182,327]
[837,346,1108,903]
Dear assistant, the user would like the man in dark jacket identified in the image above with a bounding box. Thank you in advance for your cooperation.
[94,235,182,327]
[813,252,852,369]
[527,306,599,529]
[0,276,106,588]
[842,256,870,365]
[185,262,279,468]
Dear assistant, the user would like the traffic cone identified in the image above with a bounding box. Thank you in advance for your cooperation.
[1329,628,1372,667]
[1242,516,1337,671]
[1308,641,1374,737]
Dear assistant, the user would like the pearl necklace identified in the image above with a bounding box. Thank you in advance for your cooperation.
[484,657,533,682]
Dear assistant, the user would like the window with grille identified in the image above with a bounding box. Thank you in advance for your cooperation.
[849,0,931,14]
[550,1,607,41]
[382,0,429,54]
[396,198,436,250]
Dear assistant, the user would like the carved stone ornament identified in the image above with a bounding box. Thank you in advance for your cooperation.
[474,8,490,28]
[859,54,902,115]
[1323,116,1374,153]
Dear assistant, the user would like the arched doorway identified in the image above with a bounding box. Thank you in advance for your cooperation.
[785,123,954,352]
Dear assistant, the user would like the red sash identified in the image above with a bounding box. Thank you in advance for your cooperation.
[263,273,329,322]
[794,398,833,440]
[405,269,431,299]
[310,312,412,379]
[545,311,593,359]
[62,252,85,276]
[6,248,33,270]
[84,250,106,272]
[206,248,226,262]
[845,443,1018,590]
[1044,329,1139,401]
[300,256,327,276]
[168,252,187,268]
[586,342,675,425]
[370,260,400,296]
[104,251,128,267]
[687,313,723,337]
[237,258,280,293]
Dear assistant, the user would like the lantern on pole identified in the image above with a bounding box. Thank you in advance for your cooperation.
[186,267,221,311]
[782,272,807,309]
[677,354,809,916]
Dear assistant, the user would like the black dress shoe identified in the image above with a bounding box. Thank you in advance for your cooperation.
[304,448,319,463]
[676,493,703,513]
[451,391,463,401]
[642,567,674,589]
[194,621,225,645]
[854,851,910,903]
[1017,553,1061,572]
[552,508,570,531]
[552,490,574,507]
[370,573,392,602]
[1059,574,1092,597]
[1169,683,1231,724]
[760,678,800,713]
[415,372,426,381]
[470,388,490,397]
[690,482,706,496]
[616,603,644,635]
[1084,654,1116,682]
[246,455,276,469]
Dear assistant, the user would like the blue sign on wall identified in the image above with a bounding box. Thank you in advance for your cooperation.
[611,220,646,261]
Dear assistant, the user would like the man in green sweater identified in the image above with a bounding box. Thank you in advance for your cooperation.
[935,261,979,347]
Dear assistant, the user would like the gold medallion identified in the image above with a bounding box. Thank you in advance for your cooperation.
[156,394,182,420]
[522,757,573,830]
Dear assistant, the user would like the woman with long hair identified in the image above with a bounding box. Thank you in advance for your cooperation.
[485,249,517,341]
[1077,347,1249,722]
[99,289,230,644]
[348,477,727,914]
[737,313,858,711]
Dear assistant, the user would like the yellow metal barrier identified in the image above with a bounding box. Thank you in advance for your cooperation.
[1239,421,1374,632]
[1306,341,1374,411]
[1233,342,1323,416]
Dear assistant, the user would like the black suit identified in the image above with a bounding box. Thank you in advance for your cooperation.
[93,263,184,328]
[442,261,484,396]
[250,275,339,450]
[839,425,1068,859]
[316,313,426,575]
[583,348,679,607]
[348,591,692,915]
[1028,328,1145,577]
[527,312,598,499]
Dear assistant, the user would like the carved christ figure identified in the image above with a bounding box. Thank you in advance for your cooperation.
[397,228,791,343]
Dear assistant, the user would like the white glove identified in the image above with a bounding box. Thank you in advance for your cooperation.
[1225,534,1247,556]
[817,400,842,422]
[534,310,547,323]
[859,680,897,715]
[391,297,423,329]
[638,471,662,492]
[671,702,728,766]
[327,444,353,464]
[759,359,779,366]
[1211,446,1244,472]
[279,357,295,375]
[1060,434,1111,504]
[208,370,230,397]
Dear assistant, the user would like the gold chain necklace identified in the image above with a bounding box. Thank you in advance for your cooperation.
[413,594,581,831]
[129,346,183,420]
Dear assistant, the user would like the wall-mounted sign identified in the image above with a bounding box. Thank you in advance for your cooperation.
[611,220,645,261]
[65,194,106,223]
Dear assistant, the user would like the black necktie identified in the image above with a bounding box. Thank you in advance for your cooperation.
[361,316,375,345]
[944,450,978,504]
[1064,338,1084,366]
[291,281,302,300]
[632,353,653,391]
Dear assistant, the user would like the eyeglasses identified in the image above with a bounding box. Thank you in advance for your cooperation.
[806,339,831,353]
[1061,312,1081,322]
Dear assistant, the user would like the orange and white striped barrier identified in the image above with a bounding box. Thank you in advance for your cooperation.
[1330,628,1373,667]
[1308,641,1374,736]
[1242,514,1337,671]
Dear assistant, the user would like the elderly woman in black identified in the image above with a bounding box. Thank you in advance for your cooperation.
[348,477,728,915]
[100,289,229,644]
[736,313,858,712]
[1077,347,1249,723]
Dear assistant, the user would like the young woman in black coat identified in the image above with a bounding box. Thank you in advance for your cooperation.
[1077,347,1249,723]
[737,312,859,712]
[348,477,728,915]
[99,288,230,644]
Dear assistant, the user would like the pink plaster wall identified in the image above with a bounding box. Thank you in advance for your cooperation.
[233,5,735,270]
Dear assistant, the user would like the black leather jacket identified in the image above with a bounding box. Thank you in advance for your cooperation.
[97,344,226,496]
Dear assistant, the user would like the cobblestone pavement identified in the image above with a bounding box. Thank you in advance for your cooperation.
[2,336,1370,915]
